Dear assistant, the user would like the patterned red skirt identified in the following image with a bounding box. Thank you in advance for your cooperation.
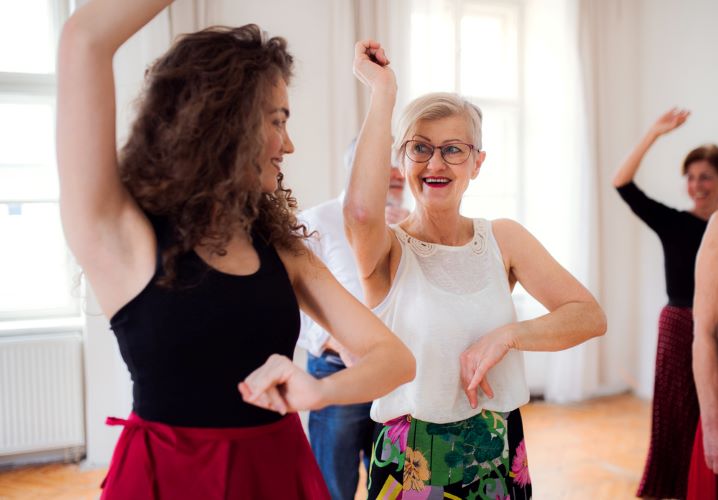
[100,412,330,500]
[637,305,699,499]
[688,418,718,500]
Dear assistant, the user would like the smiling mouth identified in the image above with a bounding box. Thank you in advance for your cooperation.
[423,177,451,188]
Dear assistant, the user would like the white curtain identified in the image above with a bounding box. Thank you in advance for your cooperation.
[521,0,604,403]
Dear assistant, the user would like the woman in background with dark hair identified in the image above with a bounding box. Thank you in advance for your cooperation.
[56,1,414,498]
[613,108,718,499]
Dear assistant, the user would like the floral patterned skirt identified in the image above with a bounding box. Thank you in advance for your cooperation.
[367,409,531,500]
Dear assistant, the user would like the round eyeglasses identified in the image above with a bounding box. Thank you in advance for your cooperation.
[403,140,477,165]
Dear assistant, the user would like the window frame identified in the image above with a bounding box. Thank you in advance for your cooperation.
[0,0,80,322]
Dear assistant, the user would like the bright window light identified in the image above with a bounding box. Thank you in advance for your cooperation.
[0,1,76,320]
[0,203,78,317]
[408,2,522,222]
[409,9,456,97]
[0,0,56,74]
[460,10,518,100]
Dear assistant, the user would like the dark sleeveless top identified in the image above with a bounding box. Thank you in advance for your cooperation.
[109,217,300,427]
[616,181,708,307]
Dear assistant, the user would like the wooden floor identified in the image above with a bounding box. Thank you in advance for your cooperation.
[0,393,650,500]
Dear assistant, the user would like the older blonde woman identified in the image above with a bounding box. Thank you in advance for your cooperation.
[344,41,607,499]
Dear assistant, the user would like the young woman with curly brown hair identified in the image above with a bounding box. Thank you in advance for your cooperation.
[56,1,414,498]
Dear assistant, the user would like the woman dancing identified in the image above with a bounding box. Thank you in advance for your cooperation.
[345,40,606,499]
[56,2,415,498]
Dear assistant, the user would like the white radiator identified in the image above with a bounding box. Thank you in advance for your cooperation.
[0,332,85,456]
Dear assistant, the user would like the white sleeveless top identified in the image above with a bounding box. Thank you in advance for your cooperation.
[370,219,530,424]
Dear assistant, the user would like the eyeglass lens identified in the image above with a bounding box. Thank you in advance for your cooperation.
[405,140,472,165]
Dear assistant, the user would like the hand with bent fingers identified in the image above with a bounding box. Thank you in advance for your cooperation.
[703,424,718,474]
[238,354,324,415]
[353,39,396,92]
[459,327,514,409]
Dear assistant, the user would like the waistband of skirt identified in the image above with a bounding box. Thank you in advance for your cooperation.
[666,299,692,309]
[106,411,299,441]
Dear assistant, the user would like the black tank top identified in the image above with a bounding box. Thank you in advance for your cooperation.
[110,217,300,427]
[616,182,708,307]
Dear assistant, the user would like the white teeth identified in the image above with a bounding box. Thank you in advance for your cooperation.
[424,178,449,184]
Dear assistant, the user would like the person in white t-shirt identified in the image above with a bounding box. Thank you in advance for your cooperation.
[298,139,409,500]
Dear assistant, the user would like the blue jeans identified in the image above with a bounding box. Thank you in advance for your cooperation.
[308,352,376,500]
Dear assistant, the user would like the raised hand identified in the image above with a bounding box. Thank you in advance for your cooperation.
[239,354,325,414]
[459,327,514,408]
[353,39,396,92]
[649,107,690,137]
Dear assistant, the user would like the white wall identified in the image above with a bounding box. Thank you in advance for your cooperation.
[593,0,643,398]
[214,0,360,209]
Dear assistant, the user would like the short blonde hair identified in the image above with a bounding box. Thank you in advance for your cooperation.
[393,92,483,161]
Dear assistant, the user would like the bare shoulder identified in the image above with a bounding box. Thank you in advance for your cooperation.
[490,218,533,252]
[276,243,326,285]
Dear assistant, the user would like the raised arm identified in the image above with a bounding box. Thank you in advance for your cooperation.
[239,249,415,414]
[612,108,690,188]
[460,219,606,407]
[693,214,718,473]
[56,0,170,317]
[343,40,397,280]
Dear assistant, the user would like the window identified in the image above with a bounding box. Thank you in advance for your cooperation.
[406,0,523,221]
[0,0,77,321]
[404,0,547,316]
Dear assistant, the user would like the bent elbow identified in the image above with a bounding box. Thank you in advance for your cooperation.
[590,305,608,339]
[343,200,372,229]
[400,347,417,384]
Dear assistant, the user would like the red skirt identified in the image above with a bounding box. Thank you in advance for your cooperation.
[637,305,699,499]
[101,412,330,500]
[688,418,718,500]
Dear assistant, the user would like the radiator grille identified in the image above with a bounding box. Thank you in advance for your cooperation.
[0,333,85,455]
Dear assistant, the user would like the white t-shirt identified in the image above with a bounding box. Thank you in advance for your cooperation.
[297,196,364,357]
[371,219,530,424]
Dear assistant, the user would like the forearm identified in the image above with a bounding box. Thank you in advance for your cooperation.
[57,0,172,217]
[508,301,606,352]
[62,0,172,54]
[694,331,718,431]
[317,337,414,406]
[612,130,657,187]
[344,88,396,231]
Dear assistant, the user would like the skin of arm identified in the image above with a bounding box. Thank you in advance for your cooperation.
[56,0,171,317]
[692,214,718,473]
[612,108,690,188]
[239,248,416,414]
[343,41,398,283]
[460,219,607,408]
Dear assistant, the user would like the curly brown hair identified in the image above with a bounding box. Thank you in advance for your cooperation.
[118,24,308,286]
